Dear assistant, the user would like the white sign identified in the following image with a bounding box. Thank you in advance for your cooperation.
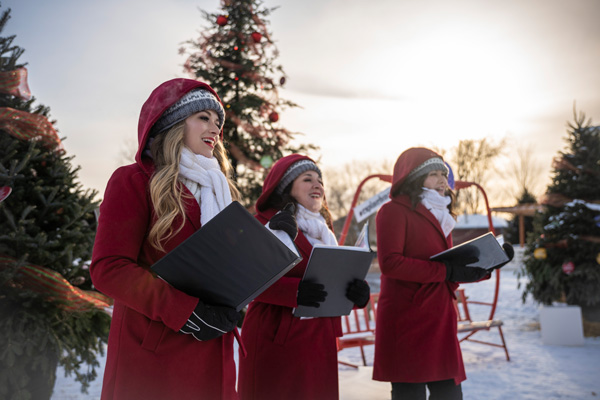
[353,187,391,223]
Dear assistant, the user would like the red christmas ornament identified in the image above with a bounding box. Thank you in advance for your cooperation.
[279,76,286,86]
[216,15,228,26]
[562,261,575,275]
[269,111,279,123]
[251,32,262,43]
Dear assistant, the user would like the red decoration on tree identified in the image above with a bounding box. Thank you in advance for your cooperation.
[0,186,12,203]
[0,256,112,312]
[0,68,31,100]
[0,107,62,149]
[269,111,279,123]
[279,76,286,86]
[251,32,262,43]
[216,15,228,26]
[562,261,575,275]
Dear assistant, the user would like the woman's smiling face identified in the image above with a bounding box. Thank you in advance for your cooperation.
[290,170,324,213]
[423,169,448,196]
[182,109,221,157]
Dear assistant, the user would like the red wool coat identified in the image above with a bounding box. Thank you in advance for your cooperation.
[238,154,342,400]
[90,79,238,400]
[372,195,466,385]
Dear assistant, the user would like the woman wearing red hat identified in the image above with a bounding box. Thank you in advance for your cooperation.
[238,154,370,400]
[90,79,242,399]
[373,147,513,400]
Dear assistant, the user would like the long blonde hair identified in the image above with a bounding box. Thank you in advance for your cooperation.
[148,122,240,252]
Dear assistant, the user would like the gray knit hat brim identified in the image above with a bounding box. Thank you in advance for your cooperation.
[276,159,322,194]
[406,157,448,183]
[152,88,225,135]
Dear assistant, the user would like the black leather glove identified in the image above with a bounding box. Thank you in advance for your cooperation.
[180,300,241,341]
[492,243,515,270]
[444,256,488,283]
[297,280,327,308]
[269,203,298,240]
[346,279,370,308]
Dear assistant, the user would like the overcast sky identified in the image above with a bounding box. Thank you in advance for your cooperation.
[4,0,600,202]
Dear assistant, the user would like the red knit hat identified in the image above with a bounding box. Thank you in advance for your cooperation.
[391,147,446,194]
[255,154,317,212]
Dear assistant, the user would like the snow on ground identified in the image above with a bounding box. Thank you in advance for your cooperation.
[52,248,600,399]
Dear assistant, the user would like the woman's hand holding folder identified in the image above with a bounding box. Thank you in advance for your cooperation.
[346,279,370,308]
[297,280,327,308]
[443,256,488,283]
[180,300,241,341]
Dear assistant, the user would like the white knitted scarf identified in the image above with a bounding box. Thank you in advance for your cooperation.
[420,187,456,237]
[296,204,338,246]
[179,147,232,226]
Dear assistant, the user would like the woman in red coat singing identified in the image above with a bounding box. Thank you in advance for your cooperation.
[373,147,513,400]
[90,78,242,400]
[238,154,370,400]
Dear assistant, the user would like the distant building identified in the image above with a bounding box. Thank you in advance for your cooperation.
[453,213,508,244]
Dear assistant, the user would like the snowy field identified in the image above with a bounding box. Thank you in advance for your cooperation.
[52,249,600,399]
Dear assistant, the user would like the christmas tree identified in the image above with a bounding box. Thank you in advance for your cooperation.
[183,0,316,205]
[520,111,600,328]
[0,6,111,399]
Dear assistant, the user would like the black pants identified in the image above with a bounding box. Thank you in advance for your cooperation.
[391,379,463,400]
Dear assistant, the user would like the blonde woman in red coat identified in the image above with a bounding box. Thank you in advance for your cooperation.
[90,79,242,400]
[373,147,515,400]
[238,154,370,400]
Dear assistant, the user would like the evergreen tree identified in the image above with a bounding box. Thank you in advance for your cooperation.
[503,188,537,245]
[520,111,600,322]
[0,6,110,399]
[183,0,316,205]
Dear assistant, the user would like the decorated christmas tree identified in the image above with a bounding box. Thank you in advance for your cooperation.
[0,6,111,399]
[520,111,600,329]
[183,0,316,205]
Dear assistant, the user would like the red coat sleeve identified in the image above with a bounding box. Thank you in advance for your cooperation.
[90,165,197,331]
[376,203,447,283]
[253,276,300,308]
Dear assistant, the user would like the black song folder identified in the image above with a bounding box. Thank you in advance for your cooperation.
[151,201,302,311]
[430,232,509,270]
[293,222,374,318]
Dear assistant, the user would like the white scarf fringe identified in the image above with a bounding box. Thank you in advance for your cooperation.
[420,188,456,237]
[179,147,232,226]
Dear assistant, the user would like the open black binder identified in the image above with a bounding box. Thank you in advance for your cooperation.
[293,222,374,318]
[151,201,302,311]
[430,232,509,270]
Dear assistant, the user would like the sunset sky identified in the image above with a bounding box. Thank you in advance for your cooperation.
[4,0,600,204]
